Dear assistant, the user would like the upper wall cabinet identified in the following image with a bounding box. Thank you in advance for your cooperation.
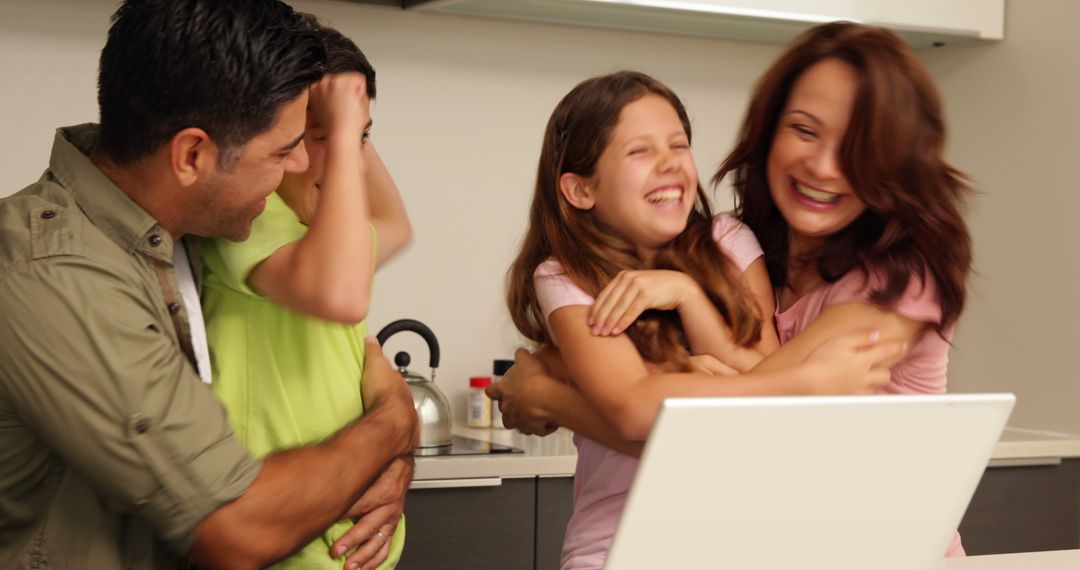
[354,0,1004,48]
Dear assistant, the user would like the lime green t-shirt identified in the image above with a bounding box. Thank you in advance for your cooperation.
[201,192,403,569]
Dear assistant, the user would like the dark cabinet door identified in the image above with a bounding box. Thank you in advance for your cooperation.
[399,478,535,570]
[959,460,1080,555]
[536,477,575,570]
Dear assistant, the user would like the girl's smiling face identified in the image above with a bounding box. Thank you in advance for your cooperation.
[573,94,698,260]
[767,58,867,248]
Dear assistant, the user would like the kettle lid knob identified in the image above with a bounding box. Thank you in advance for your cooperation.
[394,351,411,370]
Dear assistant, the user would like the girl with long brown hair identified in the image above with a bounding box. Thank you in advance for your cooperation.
[502,70,905,569]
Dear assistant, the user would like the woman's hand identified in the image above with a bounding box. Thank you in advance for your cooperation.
[486,348,563,436]
[801,331,909,394]
[589,270,701,336]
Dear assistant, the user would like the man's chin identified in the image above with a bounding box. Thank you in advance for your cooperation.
[225,224,254,242]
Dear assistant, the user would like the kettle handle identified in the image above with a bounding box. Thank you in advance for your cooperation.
[376,319,440,369]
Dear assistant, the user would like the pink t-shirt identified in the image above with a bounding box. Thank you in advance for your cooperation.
[723,224,965,557]
[536,214,761,570]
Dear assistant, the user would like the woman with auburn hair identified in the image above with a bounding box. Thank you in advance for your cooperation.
[490,22,973,559]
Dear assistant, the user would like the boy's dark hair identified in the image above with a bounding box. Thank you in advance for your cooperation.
[97,0,326,166]
[303,15,377,99]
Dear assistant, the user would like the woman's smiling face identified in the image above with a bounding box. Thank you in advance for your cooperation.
[767,58,867,245]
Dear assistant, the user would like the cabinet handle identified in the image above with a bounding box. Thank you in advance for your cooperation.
[409,477,504,490]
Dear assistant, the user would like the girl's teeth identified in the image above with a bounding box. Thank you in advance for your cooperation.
[647,189,682,204]
[795,181,840,203]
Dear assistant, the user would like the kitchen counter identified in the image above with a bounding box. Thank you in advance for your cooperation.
[939,549,1080,569]
[412,425,577,483]
[412,425,1080,482]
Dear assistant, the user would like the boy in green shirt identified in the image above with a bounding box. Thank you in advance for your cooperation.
[202,22,413,570]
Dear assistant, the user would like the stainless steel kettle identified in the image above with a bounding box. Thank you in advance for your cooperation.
[376,319,452,448]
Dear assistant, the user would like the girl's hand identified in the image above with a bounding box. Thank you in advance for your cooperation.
[589,270,700,336]
[801,331,909,394]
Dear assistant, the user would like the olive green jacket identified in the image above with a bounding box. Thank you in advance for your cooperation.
[0,125,261,569]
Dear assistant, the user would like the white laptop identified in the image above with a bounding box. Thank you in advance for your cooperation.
[605,393,1015,570]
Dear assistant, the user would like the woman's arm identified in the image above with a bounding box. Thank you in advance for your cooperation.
[363,142,412,266]
[550,305,902,441]
[247,73,374,324]
[753,302,925,374]
[488,348,644,457]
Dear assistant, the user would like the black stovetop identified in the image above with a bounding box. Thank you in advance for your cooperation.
[414,435,524,457]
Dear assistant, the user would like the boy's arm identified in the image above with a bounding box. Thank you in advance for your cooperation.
[364,142,413,266]
[248,73,375,324]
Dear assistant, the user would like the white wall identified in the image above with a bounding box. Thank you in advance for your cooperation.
[2,0,1075,433]
[921,0,1080,434]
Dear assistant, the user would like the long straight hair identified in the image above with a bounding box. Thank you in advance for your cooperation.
[714,22,972,331]
[508,71,761,368]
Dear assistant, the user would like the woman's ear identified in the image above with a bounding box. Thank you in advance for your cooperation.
[559,173,595,211]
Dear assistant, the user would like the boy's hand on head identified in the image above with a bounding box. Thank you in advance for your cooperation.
[589,270,699,336]
[309,71,370,142]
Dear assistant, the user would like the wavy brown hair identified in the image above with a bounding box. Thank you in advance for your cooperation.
[508,71,761,369]
[713,22,972,331]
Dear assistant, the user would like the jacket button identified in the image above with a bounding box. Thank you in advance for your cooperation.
[148,234,163,247]
[167,302,181,315]
[135,419,150,434]
[40,210,56,220]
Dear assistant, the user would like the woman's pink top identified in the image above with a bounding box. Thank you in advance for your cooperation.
[710,217,964,557]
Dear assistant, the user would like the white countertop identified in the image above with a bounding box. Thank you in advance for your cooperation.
[412,425,1080,482]
[939,549,1080,569]
[412,425,577,482]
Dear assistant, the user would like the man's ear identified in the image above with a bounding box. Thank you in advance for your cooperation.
[170,127,218,188]
[558,173,596,211]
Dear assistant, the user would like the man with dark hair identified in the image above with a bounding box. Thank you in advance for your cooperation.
[0,1,417,568]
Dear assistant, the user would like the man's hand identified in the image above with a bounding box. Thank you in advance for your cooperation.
[486,348,563,436]
[330,455,413,569]
[361,338,419,446]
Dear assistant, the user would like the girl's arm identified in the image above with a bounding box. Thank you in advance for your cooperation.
[363,142,412,266]
[588,260,779,372]
[248,73,374,324]
[551,305,902,441]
